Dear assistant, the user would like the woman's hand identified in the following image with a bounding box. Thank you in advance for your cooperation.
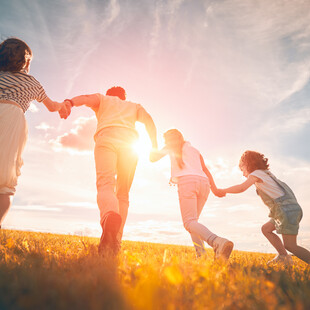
[58,101,72,119]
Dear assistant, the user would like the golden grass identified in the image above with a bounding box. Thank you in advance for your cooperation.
[0,229,309,310]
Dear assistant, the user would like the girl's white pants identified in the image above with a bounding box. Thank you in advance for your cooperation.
[177,175,216,255]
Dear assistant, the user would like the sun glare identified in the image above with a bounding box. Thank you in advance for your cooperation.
[133,123,153,161]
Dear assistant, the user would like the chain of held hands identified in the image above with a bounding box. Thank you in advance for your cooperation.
[57,100,226,199]
[58,99,74,119]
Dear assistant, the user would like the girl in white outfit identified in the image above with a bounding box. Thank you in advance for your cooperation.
[0,38,69,228]
[150,129,234,260]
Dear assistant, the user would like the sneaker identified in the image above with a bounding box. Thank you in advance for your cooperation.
[213,237,234,261]
[98,211,122,256]
[267,254,293,265]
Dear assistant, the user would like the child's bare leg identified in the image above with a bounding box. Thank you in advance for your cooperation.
[261,221,287,255]
[282,234,310,264]
[0,194,11,228]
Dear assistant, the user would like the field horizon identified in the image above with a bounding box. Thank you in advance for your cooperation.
[0,229,309,310]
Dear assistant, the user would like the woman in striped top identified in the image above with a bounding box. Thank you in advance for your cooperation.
[0,38,70,228]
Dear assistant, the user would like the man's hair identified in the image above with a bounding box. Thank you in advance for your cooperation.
[239,150,269,174]
[0,38,32,72]
[106,86,126,100]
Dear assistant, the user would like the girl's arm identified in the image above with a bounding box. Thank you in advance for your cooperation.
[222,175,258,194]
[150,146,169,162]
[200,155,222,196]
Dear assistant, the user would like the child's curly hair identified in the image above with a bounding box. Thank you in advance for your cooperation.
[239,150,269,174]
[0,38,32,72]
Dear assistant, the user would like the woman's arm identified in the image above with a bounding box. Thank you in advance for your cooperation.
[42,96,64,112]
[150,146,169,162]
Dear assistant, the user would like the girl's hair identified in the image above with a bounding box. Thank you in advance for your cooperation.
[239,150,269,174]
[0,38,32,72]
[163,129,185,169]
[106,86,126,100]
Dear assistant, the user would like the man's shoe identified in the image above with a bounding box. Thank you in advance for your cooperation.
[213,237,234,261]
[98,211,122,256]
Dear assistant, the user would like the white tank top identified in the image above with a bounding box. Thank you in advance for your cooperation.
[169,142,209,184]
[249,170,284,199]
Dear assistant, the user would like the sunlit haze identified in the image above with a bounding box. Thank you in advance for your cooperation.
[1,0,310,252]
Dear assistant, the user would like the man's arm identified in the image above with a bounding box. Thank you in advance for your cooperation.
[67,94,100,111]
[137,106,158,149]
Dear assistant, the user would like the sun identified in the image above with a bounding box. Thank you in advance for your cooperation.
[133,123,153,161]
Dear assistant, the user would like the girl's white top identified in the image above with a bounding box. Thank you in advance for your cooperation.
[169,142,209,184]
[249,170,284,199]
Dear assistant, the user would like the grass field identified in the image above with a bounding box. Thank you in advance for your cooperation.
[0,229,309,310]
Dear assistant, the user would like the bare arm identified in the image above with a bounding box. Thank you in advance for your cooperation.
[69,94,100,110]
[137,106,158,149]
[42,96,64,112]
[200,155,220,195]
[150,146,169,162]
[222,175,257,194]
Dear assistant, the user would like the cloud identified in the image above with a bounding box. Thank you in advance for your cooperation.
[13,205,61,212]
[35,122,54,131]
[261,107,310,134]
[51,116,96,151]
[29,102,39,113]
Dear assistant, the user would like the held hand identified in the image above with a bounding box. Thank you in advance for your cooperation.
[214,188,226,198]
[58,101,72,119]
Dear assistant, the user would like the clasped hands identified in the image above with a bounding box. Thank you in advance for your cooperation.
[213,188,226,198]
[58,100,72,119]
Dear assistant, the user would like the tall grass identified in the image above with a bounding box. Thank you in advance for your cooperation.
[0,229,309,310]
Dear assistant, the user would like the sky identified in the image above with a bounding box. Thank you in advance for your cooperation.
[1,0,310,253]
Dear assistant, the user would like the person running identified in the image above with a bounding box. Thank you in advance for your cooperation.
[0,37,69,228]
[64,86,158,255]
[218,150,310,265]
[150,129,234,261]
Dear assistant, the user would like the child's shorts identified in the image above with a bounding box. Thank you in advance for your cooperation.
[270,204,303,235]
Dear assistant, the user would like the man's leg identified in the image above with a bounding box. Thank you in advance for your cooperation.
[116,146,138,241]
[95,142,119,226]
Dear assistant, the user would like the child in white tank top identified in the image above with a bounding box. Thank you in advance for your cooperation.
[219,150,309,265]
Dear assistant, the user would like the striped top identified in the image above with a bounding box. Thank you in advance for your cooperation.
[0,71,47,112]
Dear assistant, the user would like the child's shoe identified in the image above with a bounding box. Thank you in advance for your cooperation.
[267,254,293,265]
[213,237,234,261]
[98,211,122,256]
